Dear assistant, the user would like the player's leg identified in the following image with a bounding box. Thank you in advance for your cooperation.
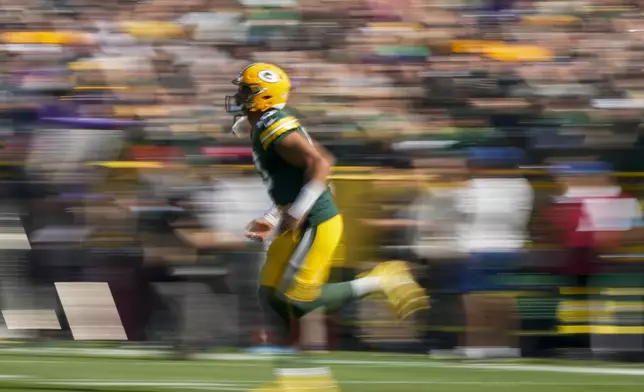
[250,215,348,391]
[254,224,344,392]
[253,215,428,391]
[267,214,345,391]
[279,215,428,319]
[258,230,299,345]
[251,231,300,392]
[266,213,428,321]
[278,214,349,313]
[271,215,428,391]
[257,286,340,392]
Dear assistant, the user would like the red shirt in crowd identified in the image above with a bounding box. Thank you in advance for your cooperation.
[544,186,641,275]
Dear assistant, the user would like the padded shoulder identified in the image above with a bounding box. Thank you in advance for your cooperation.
[256,109,301,149]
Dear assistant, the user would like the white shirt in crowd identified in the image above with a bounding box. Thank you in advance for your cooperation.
[457,177,534,253]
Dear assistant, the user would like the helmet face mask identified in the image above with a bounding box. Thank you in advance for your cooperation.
[225,83,255,115]
[225,95,244,115]
[226,84,251,137]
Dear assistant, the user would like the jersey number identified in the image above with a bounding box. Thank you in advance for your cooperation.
[252,152,273,190]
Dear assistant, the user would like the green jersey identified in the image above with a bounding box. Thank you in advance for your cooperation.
[251,109,338,226]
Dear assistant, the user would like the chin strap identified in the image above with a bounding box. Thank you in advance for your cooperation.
[232,115,248,137]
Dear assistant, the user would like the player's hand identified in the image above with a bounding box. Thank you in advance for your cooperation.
[279,213,301,233]
[245,218,274,242]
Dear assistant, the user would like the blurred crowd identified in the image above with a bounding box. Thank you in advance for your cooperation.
[3,0,644,158]
[0,0,644,362]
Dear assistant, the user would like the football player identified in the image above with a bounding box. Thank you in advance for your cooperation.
[225,63,429,391]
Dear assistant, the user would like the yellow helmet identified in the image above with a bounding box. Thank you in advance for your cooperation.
[225,63,291,114]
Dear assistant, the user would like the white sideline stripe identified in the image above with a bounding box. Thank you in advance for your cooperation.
[348,381,642,385]
[45,381,250,387]
[313,359,644,376]
[4,358,644,376]
[0,360,66,363]
[46,383,246,391]
[458,363,644,376]
[310,359,644,376]
[0,359,259,367]
[196,353,277,361]
[2,347,165,356]
[3,349,644,376]
[14,379,644,388]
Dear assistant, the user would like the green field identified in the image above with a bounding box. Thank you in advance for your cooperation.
[0,349,643,392]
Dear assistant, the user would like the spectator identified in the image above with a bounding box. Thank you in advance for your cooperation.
[459,147,534,359]
[407,153,469,355]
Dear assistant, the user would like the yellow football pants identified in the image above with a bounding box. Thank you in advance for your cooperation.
[259,214,343,302]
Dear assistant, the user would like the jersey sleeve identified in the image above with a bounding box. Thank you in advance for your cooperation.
[259,113,301,150]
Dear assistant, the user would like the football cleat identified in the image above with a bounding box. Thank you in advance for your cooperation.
[361,261,430,320]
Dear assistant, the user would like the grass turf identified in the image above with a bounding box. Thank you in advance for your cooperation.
[0,350,642,392]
